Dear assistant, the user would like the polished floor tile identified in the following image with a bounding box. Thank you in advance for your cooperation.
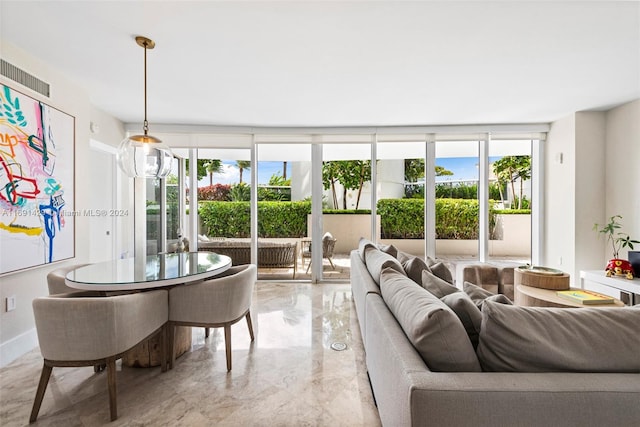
[0,282,381,426]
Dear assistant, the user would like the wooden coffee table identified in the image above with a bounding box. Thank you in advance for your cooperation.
[515,284,625,308]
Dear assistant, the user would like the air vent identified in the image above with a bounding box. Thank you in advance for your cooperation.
[1,59,50,97]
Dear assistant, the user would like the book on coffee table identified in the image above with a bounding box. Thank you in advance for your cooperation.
[555,289,615,305]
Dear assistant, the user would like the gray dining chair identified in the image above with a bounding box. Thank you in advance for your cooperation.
[30,290,169,423]
[168,264,257,371]
[46,263,91,295]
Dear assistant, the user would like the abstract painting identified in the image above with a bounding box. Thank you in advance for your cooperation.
[0,84,75,274]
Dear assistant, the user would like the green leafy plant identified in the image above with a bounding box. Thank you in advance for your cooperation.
[593,215,639,259]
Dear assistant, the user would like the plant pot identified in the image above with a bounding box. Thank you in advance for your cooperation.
[605,258,635,280]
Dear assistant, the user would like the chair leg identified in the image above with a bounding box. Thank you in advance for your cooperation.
[246,312,255,341]
[224,324,232,371]
[168,323,176,370]
[328,257,335,270]
[159,324,167,373]
[204,327,210,339]
[306,260,312,273]
[29,362,53,423]
[106,358,117,421]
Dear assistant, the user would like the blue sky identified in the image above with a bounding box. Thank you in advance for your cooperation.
[436,156,503,181]
[198,157,498,186]
[198,161,289,186]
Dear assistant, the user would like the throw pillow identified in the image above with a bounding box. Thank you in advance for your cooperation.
[430,262,454,284]
[380,268,481,372]
[402,256,430,285]
[477,301,640,372]
[463,281,497,309]
[364,248,405,285]
[440,292,482,349]
[377,243,398,258]
[358,237,377,261]
[395,250,414,264]
[421,269,459,298]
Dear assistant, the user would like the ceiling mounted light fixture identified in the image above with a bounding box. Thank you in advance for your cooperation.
[117,36,172,178]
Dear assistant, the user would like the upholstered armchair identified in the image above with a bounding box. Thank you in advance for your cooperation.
[168,264,257,371]
[30,290,169,423]
[46,263,91,295]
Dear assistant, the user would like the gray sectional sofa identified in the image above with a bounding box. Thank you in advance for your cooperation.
[351,241,640,427]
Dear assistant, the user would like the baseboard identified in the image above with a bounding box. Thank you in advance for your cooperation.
[0,328,38,368]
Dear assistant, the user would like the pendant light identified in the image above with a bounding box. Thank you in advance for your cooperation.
[117,36,173,178]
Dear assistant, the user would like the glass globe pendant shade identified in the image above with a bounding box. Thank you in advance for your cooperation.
[117,134,173,178]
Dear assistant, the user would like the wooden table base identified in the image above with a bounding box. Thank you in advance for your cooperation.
[122,326,192,368]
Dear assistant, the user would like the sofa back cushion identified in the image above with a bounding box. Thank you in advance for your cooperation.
[477,301,640,372]
[421,270,459,298]
[380,267,481,372]
[463,281,512,309]
[365,248,405,285]
[401,256,430,285]
[440,292,482,349]
[358,237,377,261]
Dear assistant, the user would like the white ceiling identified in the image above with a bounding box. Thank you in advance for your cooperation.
[1,1,638,128]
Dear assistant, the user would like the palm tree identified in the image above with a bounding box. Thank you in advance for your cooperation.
[205,160,223,186]
[236,160,251,184]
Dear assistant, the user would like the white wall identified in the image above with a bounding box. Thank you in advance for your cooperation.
[574,112,607,277]
[0,43,125,367]
[544,114,577,278]
[544,101,639,285]
[604,100,640,261]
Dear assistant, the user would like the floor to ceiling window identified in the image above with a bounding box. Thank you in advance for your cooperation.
[488,138,533,263]
[256,140,311,280]
[143,125,546,282]
[320,138,373,281]
[376,137,428,257]
[145,156,181,255]
[434,139,480,262]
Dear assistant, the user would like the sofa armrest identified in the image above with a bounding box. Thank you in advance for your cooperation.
[365,293,429,427]
[409,371,640,426]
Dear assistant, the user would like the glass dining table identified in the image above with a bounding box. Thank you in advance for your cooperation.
[65,251,232,291]
[64,251,233,368]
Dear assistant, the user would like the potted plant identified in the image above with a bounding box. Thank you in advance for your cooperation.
[593,215,639,279]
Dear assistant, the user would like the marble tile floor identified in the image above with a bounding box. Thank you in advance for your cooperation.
[0,282,381,427]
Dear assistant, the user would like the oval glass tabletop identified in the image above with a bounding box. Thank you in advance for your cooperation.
[65,252,232,291]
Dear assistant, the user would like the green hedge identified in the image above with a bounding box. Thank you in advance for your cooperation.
[199,201,311,238]
[200,199,507,240]
[377,199,425,239]
[377,198,497,239]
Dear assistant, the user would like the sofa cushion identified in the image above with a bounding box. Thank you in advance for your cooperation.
[421,270,459,298]
[365,248,405,285]
[402,256,430,285]
[430,262,454,284]
[377,243,398,258]
[477,301,640,372]
[395,250,414,264]
[380,268,481,372]
[463,281,512,309]
[440,292,482,349]
[358,237,377,261]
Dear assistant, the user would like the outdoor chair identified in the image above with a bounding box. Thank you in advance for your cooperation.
[301,232,337,273]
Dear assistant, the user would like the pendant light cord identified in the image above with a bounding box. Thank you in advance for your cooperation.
[143,41,149,136]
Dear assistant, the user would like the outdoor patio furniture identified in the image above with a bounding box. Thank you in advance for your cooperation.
[301,232,337,273]
[198,239,297,278]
